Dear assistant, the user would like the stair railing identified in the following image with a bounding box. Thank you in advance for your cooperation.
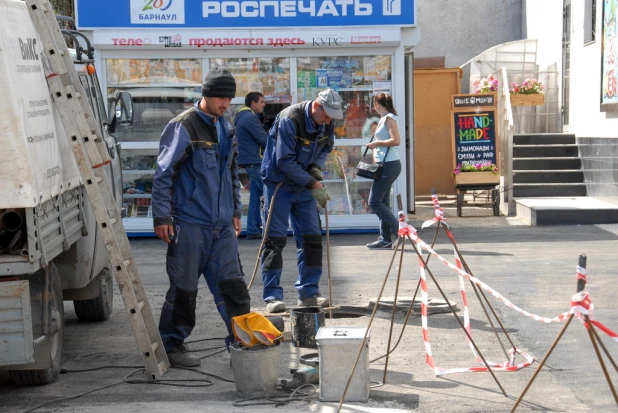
[498,67,515,215]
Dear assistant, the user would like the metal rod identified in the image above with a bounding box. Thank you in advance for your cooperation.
[248,182,282,290]
[336,239,400,413]
[409,237,507,397]
[325,203,333,320]
[510,314,575,413]
[370,222,441,363]
[584,315,618,405]
[382,234,406,383]
[590,324,618,374]
[455,244,514,357]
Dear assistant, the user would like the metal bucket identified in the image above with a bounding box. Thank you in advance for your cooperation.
[290,306,325,349]
[229,343,281,398]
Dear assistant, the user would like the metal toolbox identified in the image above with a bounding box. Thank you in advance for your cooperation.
[315,327,370,402]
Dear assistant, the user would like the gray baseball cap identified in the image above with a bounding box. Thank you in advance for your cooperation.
[316,89,344,119]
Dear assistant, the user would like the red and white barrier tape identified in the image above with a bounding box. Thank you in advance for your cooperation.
[414,194,618,351]
[421,194,449,229]
[418,243,533,375]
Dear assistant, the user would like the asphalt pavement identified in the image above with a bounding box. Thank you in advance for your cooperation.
[1,213,618,412]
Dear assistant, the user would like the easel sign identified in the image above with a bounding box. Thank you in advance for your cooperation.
[451,93,500,186]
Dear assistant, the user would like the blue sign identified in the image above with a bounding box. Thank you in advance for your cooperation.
[76,0,415,29]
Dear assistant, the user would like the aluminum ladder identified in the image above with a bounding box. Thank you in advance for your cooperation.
[24,0,169,379]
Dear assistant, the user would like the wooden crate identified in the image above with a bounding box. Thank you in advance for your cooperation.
[510,93,545,107]
[454,171,500,186]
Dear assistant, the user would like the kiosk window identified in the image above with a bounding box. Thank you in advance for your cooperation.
[297,55,392,139]
[209,58,291,104]
[106,58,202,86]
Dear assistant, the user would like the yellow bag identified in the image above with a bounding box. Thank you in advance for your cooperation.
[232,312,282,347]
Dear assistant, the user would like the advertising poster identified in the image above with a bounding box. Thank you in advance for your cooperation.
[106,59,201,85]
[209,58,290,100]
[602,0,618,110]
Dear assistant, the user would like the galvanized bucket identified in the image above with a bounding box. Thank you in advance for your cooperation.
[229,343,281,398]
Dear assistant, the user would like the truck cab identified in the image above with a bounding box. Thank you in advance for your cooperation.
[0,0,130,385]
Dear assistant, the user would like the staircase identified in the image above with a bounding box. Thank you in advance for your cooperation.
[513,133,586,197]
[513,133,618,225]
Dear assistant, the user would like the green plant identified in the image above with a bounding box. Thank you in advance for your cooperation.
[452,162,499,175]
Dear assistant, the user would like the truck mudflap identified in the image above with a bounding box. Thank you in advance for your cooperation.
[0,280,34,365]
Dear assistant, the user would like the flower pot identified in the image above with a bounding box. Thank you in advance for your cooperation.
[510,94,545,107]
[454,171,500,186]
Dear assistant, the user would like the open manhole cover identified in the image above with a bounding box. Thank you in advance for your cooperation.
[322,305,373,318]
[369,297,457,314]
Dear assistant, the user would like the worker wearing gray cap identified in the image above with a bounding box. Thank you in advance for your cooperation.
[260,89,343,313]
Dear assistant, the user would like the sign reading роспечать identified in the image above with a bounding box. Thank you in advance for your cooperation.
[76,0,415,29]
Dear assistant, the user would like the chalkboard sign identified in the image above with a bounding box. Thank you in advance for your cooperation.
[452,110,497,166]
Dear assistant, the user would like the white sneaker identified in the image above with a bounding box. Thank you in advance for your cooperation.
[266,299,286,313]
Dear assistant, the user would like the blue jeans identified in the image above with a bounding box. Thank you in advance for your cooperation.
[245,165,263,236]
[158,220,243,351]
[261,184,322,301]
[368,160,402,243]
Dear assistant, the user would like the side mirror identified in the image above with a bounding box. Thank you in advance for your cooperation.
[109,91,133,131]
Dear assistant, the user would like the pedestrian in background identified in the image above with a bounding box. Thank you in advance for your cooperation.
[260,89,342,313]
[366,93,402,250]
[235,92,268,239]
[152,67,251,367]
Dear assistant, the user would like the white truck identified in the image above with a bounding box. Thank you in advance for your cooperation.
[0,0,132,385]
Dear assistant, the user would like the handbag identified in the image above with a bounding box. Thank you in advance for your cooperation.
[356,136,390,181]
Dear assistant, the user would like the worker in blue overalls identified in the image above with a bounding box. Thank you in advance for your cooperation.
[152,67,251,367]
[260,89,343,314]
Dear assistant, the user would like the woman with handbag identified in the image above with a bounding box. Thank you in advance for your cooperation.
[365,93,402,250]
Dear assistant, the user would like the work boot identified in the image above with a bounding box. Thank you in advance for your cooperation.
[266,299,286,313]
[166,343,201,367]
[297,294,329,308]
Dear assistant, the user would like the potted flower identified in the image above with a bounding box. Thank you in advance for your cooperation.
[509,78,545,106]
[473,76,498,94]
[452,162,500,186]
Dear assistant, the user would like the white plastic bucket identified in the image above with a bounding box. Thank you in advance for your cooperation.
[229,343,281,398]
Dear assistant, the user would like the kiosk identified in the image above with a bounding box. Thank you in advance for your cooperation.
[75,0,420,236]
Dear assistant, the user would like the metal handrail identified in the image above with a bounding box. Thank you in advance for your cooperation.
[499,67,515,215]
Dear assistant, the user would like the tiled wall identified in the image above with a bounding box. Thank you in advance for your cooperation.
[578,137,618,198]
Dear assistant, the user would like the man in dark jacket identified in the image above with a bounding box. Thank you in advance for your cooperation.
[152,67,251,367]
[260,89,343,313]
[234,92,267,239]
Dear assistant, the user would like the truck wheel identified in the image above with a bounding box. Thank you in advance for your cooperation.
[9,264,64,385]
[73,267,113,322]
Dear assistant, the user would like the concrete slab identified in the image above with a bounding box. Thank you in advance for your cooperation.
[515,197,618,225]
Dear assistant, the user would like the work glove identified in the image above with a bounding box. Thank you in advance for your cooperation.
[308,164,324,181]
[311,187,330,209]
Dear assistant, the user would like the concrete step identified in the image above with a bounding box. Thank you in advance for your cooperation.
[513,144,579,158]
[515,197,618,225]
[513,170,584,184]
[513,157,581,170]
[513,133,576,145]
[513,183,587,197]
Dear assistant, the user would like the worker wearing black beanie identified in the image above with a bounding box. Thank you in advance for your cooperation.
[202,66,236,98]
[153,64,250,368]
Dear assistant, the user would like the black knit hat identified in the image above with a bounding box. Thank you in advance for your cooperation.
[201,66,236,98]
